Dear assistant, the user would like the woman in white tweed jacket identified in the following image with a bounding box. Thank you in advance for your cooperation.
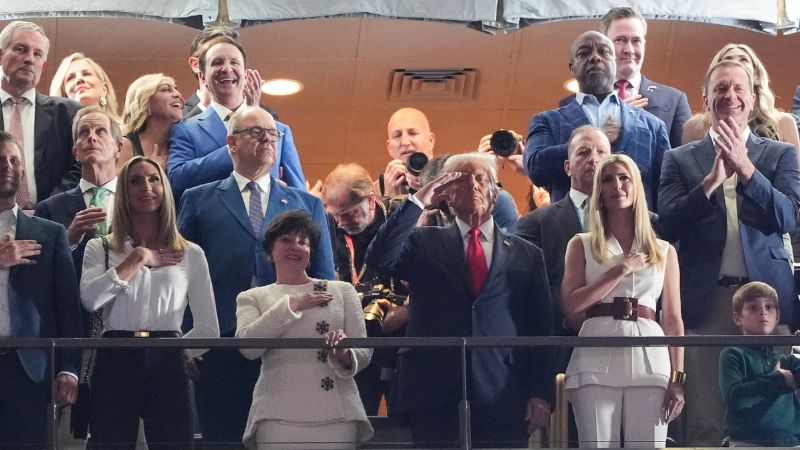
[236,210,373,449]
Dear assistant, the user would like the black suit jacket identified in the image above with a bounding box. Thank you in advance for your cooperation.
[11,211,82,382]
[33,186,89,278]
[0,93,81,201]
[366,200,553,426]
[558,74,690,148]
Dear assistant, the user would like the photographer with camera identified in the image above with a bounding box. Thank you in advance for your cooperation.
[321,163,409,415]
[378,107,435,199]
[477,129,551,212]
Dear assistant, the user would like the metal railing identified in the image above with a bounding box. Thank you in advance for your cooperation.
[2,334,799,449]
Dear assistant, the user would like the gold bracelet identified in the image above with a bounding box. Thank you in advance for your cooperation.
[669,370,687,385]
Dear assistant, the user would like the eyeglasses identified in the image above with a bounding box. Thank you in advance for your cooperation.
[232,126,284,141]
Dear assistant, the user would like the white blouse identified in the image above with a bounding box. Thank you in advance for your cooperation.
[80,237,219,358]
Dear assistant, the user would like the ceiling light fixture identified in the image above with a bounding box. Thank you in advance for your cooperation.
[261,79,303,96]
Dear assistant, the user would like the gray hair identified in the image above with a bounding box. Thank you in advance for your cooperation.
[0,21,49,59]
[442,152,500,201]
[72,106,122,144]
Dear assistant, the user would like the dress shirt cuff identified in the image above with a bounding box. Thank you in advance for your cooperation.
[108,267,132,293]
[58,371,79,383]
[407,194,424,210]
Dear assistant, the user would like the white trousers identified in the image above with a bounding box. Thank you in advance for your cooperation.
[571,384,667,448]
[254,420,358,450]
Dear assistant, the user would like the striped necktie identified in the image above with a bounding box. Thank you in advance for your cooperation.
[8,97,32,209]
[248,181,264,236]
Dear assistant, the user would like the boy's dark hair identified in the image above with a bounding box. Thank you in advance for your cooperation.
[731,281,779,314]
[263,210,321,257]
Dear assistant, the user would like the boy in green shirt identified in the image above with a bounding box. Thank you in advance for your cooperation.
[719,281,800,447]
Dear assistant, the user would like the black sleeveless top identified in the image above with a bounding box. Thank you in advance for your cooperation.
[126,132,144,157]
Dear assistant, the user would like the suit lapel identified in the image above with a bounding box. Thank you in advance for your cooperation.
[562,102,591,128]
[216,175,255,237]
[265,179,292,227]
[197,109,227,146]
[482,227,510,291]
[555,196,581,235]
[63,187,86,217]
[639,75,653,100]
[616,101,636,151]
[692,135,723,206]
[444,225,473,295]
[738,134,767,210]
[32,93,51,170]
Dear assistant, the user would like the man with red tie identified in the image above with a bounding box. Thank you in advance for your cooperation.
[366,152,553,447]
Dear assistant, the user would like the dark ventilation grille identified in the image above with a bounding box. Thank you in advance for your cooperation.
[389,68,478,101]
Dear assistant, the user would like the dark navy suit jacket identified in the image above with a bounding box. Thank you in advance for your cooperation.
[10,211,82,382]
[177,175,335,334]
[559,75,691,148]
[168,107,306,201]
[658,134,800,329]
[33,186,89,278]
[366,200,553,427]
[524,97,670,209]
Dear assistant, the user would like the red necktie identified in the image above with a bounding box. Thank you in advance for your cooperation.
[614,79,630,100]
[467,228,488,296]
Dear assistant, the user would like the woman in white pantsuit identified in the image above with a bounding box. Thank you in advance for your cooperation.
[235,210,373,449]
[561,154,685,448]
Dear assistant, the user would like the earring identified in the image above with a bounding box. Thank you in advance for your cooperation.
[99,96,108,107]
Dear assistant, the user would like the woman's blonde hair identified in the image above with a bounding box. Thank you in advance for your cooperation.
[699,43,780,139]
[109,156,188,252]
[588,154,663,267]
[122,73,174,135]
[49,52,120,122]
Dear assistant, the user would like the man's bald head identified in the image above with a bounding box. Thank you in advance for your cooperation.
[386,107,435,161]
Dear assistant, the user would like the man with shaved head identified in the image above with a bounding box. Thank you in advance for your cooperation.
[380,106,520,231]
[379,107,435,198]
[524,30,670,210]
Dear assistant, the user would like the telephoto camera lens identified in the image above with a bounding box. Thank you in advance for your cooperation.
[406,152,429,176]
[489,129,519,157]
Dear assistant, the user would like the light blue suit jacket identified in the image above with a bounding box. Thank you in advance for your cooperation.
[10,212,82,382]
[524,99,671,209]
[177,175,334,334]
[658,134,800,329]
[168,107,306,202]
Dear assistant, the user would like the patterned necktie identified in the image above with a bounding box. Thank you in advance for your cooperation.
[467,228,488,297]
[9,97,32,209]
[614,79,630,100]
[90,187,109,236]
[247,181,264,236]
[580,197,591,232]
